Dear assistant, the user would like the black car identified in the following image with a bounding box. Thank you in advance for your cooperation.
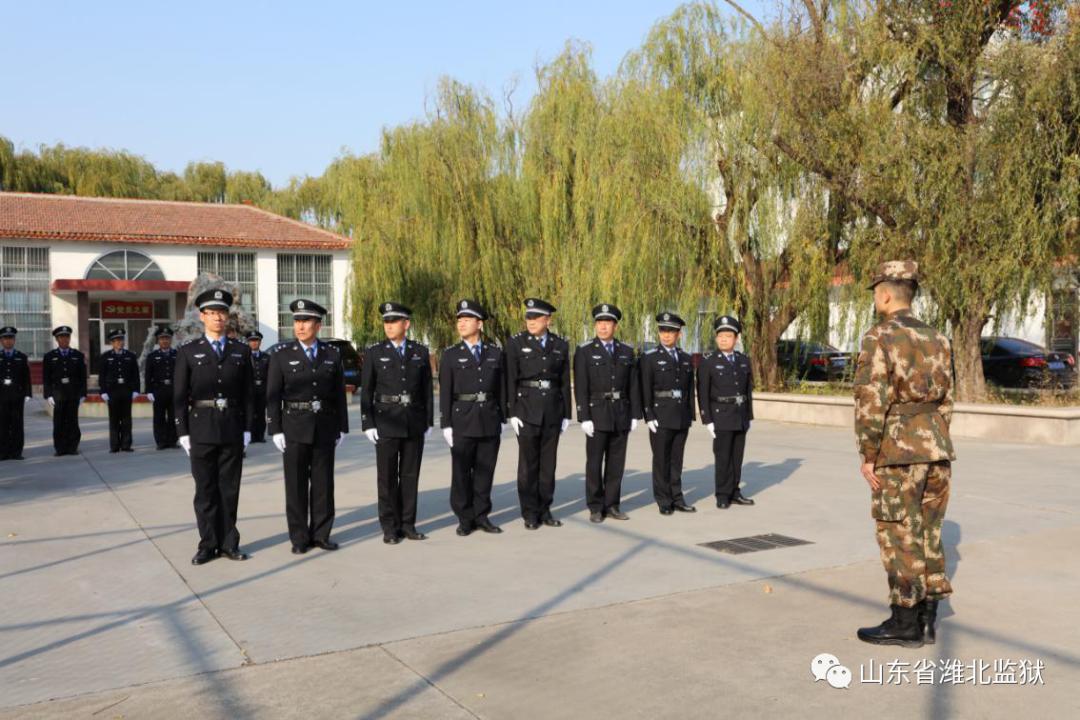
[322,338,362,386]
[777,339,853,381]
[980,336,1077,389]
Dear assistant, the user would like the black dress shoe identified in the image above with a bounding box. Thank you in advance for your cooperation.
[731,493,755,506]
[542,515,562,527]
[716,500,731,509]
[383,534,402,544]
[524,520,541,530]
[191,549,216,565]
[402,527,428,541]
[605,508,629,520]
[589,511,604,523]
[476,520,503,534]
[673,502,697,513]
[219,548,249,561]
[121,447,134,452]
[291,544,309,554]
[109,450,119,454]
[456,524,473,537]
[311,539,339,551]
[659,507,674,515]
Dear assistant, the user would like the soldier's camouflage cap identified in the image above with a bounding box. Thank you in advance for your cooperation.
[868,260,919,289]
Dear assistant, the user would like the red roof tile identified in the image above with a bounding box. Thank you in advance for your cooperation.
[0,192,351,250]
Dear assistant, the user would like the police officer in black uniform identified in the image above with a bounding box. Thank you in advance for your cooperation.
[0,326,31,460]
[100,328,139,453]
[439,299,506,537]
[144,326,179,450]
[640,312,697,515]
[43,325,87,456]
[504,298,572,530]
[267,299,349,554]
[174,288,254,565]
[247,331,270,443]
[360,302,434,544]
[697,315,755,509]
[573,304,642,523]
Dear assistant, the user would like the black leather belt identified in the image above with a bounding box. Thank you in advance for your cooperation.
[519,380,553,390]
[591,391,624,401]
[454,392,491,402]
[193,399,233,409]
[711,394,746,405]
[377,393,413,405]
[286,400,326,412]
[654,390,685,399]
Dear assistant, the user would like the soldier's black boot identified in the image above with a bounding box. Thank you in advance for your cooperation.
[857,604,924,647]
[919,599,938,645]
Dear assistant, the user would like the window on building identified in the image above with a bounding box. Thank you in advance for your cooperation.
[196,251,258,321]
[0,246,51,358]
[86,250,165,281]
[277,254,333,341]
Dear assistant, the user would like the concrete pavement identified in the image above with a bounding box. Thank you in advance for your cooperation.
[1,401,1077,718]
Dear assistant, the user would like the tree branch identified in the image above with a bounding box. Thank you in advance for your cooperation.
[719,0,767,37]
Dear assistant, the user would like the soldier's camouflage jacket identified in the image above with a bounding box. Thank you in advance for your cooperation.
[854,309,956,467]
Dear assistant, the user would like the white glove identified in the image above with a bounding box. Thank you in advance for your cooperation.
[707,422,716,439]
[560,418,570,434]
[581,420,595,438]
[101,393,110,403]
[509,417,524,436]
[631,418,639,432]
[647,419,659,433]
[179,435,191,456]
[25,396,31,404]
[243,431,251,448]
[364,428,379,444]
[425,427,432,438]
[442,427,454,447]
[336,432,345,448]
[47,396,55,408]
[148,393,155,403]
[131,391,139,400]
[273,433,287,452]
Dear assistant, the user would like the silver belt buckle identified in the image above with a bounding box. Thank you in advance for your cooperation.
[61,377,71,384]
[611,391,622,400]
[735,395,745,406]
[254,380,263,386]
[672,389,683,399]
[2,379,10,385]
[311,399,322,412]
[475,392,488,402]
[538,380,551,390]
[214,398,228,411]
[117,378,125,384]
[400,393,411,405]
[164,379,172,385]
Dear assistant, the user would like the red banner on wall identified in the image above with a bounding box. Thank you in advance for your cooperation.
[102,300,153,319]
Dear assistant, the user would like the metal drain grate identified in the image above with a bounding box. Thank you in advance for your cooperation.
[698,533,813,555]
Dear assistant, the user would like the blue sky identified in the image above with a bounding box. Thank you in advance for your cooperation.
[3,1,769,187]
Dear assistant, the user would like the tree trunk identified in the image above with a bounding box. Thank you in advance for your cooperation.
[950,307,990,402]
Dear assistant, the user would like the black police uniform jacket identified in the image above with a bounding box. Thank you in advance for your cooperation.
[0,349,31,399]
[173,337,254,444]
[100,349,139,398]
[266,341,349,446]
[439,341,506,438]
[43,348,87,399]
[251,349,271,397]
[360,339,433,438]
[697,350,754,432]
[640,346,696,430]
[143,347,177,395]
[573,338,642,432]
[503,331,571,427]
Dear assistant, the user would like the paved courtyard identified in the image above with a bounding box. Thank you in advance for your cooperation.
[1,402,1077,719]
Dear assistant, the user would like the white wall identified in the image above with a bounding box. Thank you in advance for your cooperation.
[331,250,351,341]
[255,250,280,346]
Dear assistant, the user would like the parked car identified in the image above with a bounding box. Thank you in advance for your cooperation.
[980,336,1076,388]
[776,339,853,381]
[267,337,363,386]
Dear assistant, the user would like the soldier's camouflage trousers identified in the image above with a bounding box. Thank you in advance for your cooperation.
[872,460,953,608]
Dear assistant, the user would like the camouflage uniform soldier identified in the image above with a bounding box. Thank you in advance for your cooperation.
[854,261,956,648]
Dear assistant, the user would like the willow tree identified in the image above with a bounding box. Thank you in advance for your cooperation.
[634,4,842,388]
[750,0,1080,400]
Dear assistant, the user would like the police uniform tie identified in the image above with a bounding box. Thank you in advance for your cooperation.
[398,344,406,360]
[307,345,316,364]
[212,340,223,359]
[472,344,482,364]
[669,347,678,362]
[605,342,613,356]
